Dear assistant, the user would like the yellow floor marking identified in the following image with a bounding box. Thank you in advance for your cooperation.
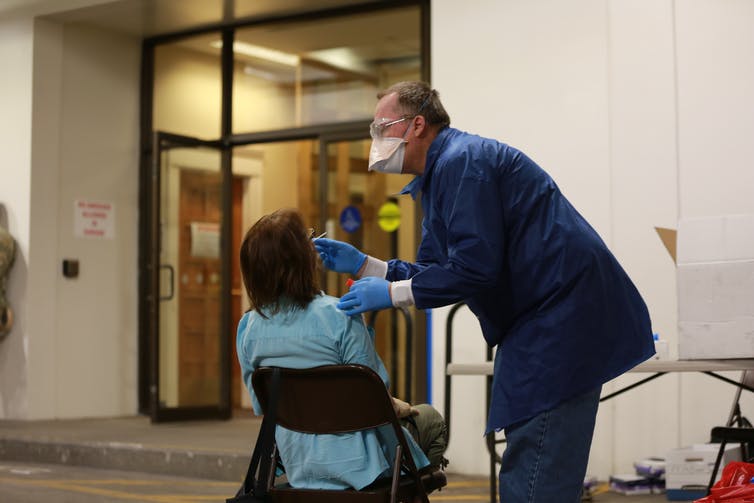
[445,479,490,488]
[0,479,177,502]
[431,495,493,501]
[0,478,230,503]
[165,497,232,502]
[0,475,493,503]
[587,482,610,496]
[7,478,236,487]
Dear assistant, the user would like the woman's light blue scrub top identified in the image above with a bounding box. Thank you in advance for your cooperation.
[236,294,430,490]
[391,127,655,433]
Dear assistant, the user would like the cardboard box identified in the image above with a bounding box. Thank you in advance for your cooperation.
[655,215,754,359]
[665,443,741,491]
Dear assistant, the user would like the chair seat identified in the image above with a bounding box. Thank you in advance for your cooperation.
[270,486,390,503]
[711,426,754,443]
[268,469,447,503]
[419,469,447,493]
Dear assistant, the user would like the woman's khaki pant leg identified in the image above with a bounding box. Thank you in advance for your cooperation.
[401,403,448,469]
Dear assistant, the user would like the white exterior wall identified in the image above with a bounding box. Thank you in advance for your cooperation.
[674,0,754,446]
[0,14,140,419]
[26,18,63,419]
[52,22,140,418]
[432,0,754,478]
[603,0,680,477]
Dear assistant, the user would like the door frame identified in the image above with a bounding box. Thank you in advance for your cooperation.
[137,0,431,416]
[147,131,232,422]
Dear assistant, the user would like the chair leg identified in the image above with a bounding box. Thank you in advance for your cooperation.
[266,445,278,490]
[391,444,431,503]
[391,445,402,503]
[707,439,728,495]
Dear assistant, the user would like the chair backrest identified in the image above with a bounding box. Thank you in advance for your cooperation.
[251,364,399,434]
[251,365,438,503]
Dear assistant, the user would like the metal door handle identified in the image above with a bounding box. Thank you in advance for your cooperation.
[159,264,175,301]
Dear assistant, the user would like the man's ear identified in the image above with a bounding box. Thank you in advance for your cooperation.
[413,115,427,137]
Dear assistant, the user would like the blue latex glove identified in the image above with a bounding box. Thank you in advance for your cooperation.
[337,277,393,315]
[313,238,367,275]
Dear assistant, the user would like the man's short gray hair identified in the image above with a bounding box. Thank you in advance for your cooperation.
[378,81,450,129]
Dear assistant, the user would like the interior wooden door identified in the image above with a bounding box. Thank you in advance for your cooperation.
[176,171,244,407]
[177,170,222,405]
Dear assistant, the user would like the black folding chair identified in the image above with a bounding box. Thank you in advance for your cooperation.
[706,370,754,494]
[252,364,447,503]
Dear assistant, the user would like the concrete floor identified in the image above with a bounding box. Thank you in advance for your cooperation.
[0,461,672,503]
[0,416,680,503]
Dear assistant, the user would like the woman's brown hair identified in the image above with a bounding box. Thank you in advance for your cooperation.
[239,208,320,318]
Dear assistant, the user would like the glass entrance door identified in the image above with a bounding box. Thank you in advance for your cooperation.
[148,132,231,421]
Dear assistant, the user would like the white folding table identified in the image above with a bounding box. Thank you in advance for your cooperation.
[447,358,754,377]
[444,358,754,502]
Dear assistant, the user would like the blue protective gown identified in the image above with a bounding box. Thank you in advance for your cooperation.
[236,295,430,490]
[389,127,655,432]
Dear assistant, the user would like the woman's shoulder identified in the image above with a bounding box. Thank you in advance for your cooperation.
[307,294,364,327]
[307,293,345,315]
[307,292,336,307]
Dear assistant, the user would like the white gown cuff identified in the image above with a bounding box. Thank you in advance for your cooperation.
[360,255,388,278]
[391,279,415,308]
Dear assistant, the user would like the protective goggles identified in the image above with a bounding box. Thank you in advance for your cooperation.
[369,117,412,139]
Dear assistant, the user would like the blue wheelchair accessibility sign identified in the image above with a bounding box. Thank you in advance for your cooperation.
[339,206,362,234]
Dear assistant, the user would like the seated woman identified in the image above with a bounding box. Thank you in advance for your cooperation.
[237,208,447,490]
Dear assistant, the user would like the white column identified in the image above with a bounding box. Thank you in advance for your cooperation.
[0,16,34,418]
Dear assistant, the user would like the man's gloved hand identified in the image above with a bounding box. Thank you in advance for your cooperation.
[313,238,367,275]
[337,276,392,315]
[392,397,420,419]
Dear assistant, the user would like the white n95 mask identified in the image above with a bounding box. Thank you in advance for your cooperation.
[368,137,406,174]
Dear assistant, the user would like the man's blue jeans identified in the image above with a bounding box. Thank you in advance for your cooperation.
[499,386,602,502]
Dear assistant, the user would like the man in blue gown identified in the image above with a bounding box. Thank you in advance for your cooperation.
[315,81,655,502]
